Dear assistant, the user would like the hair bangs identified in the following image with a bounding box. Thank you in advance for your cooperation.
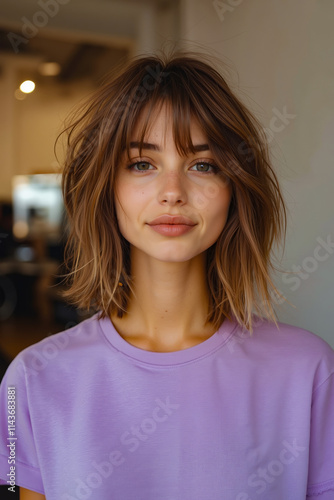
[119,84,200,164]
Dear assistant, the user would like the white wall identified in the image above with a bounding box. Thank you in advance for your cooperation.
[180,0,334,347]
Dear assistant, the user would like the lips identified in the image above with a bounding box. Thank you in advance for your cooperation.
[147,214,197,237]
[147,215,196,226]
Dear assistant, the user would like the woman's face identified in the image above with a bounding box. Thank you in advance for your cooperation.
[114,103,232,263]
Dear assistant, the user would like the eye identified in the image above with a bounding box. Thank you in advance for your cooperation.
[127,161,155,172]
[190,162,218,173]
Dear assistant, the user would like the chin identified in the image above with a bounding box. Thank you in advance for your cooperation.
[151,249,203,263]
[131,242,206,263]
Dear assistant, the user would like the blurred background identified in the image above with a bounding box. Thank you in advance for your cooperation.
[0,0,333,391]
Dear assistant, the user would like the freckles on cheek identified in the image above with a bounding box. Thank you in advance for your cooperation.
[129,189,146,204]
[119,188,147,219]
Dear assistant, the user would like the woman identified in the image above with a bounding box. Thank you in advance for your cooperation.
[1,52,334,500]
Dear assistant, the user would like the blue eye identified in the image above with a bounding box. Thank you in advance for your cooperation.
[190,162,217,173]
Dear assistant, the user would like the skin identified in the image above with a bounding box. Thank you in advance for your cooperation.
[112,103,232,352]
[20,488,46,499]
[19,104,232,497]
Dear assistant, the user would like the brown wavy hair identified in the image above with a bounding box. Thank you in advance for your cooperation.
[59,51,287,333]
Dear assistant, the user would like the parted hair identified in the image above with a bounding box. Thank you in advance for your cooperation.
[59,51,287,333]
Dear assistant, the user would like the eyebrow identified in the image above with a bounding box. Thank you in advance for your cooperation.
[129,141,210,152]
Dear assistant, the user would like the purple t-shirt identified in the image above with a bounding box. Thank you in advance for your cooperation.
[0,313,334,499]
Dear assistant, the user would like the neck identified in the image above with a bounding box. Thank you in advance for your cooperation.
[112,248,216,352]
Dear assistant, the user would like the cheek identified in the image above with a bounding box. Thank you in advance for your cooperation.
[191,177,230,210]
[114,183,149,232]
[216,190,232,216]
[208,188,232,231]
[117,176,150,204]
[194,182,231,217]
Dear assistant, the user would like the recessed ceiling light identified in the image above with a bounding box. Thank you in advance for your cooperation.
[19,80,36,93]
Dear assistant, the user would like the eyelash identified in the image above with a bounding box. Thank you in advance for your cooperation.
[126,160,219,174]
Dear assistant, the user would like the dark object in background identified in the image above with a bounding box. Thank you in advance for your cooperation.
[0,348,10,381]
[0,203,15,259]
[0,274,37,319]
[0,484,20,499]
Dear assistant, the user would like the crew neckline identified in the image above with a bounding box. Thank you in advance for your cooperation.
[98,314,238,365]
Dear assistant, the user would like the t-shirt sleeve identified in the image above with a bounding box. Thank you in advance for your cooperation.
[306,372,334,498]
[0,353,44,494]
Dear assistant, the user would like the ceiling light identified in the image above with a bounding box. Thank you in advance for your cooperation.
[19,80,36,93]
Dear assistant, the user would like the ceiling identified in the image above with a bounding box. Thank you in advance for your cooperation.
[0,0,174,83]
[0,0,178,83]
[0,28,129,83]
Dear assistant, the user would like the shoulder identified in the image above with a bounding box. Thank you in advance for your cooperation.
[7,313,107,381]
[252,317,333,351]
[230,316,334,386]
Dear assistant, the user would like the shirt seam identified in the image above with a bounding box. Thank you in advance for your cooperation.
[307,477,334,494]
[0,453,40,473]
[312,371,334,395]
[98,319,238,367]
[21,359,43,472]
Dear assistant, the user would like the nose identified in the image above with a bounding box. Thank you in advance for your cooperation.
[158,170,187,206]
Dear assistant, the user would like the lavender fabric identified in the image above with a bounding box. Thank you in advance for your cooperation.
[0,313,334,499]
